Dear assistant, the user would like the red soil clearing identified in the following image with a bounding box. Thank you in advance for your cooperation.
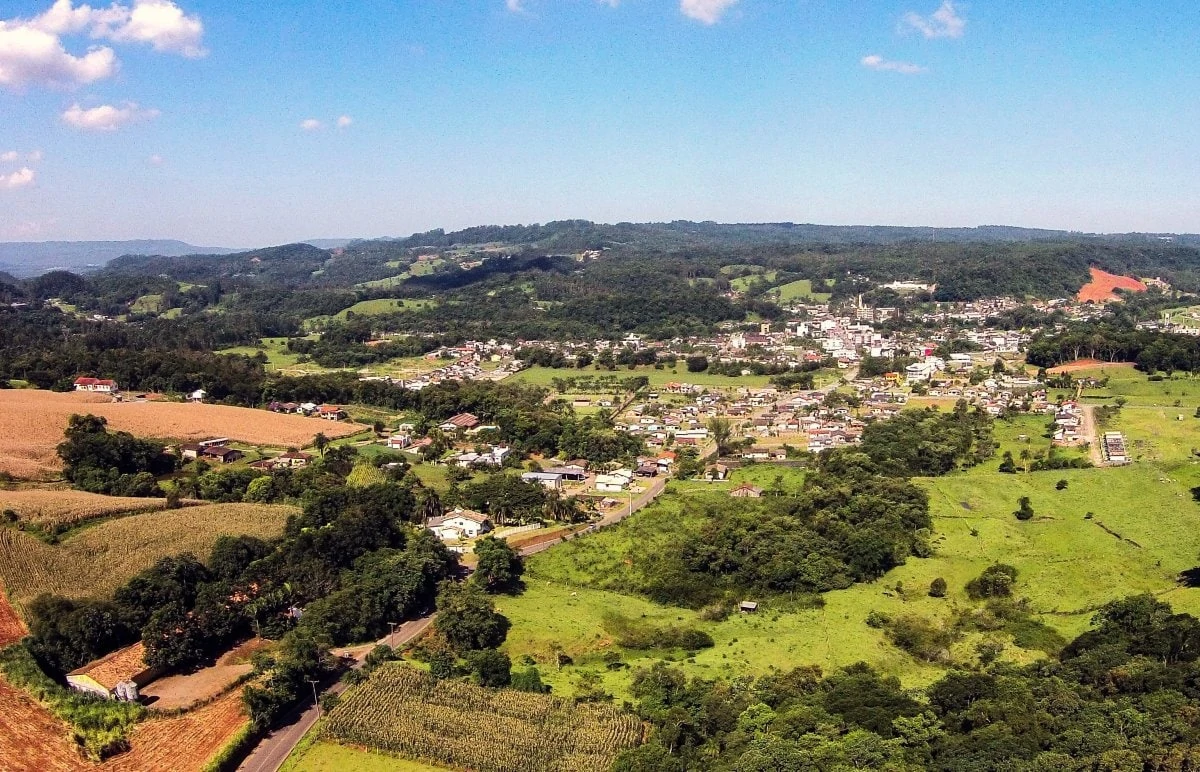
[1078,267,1147,303]
[1047,359,1137,374]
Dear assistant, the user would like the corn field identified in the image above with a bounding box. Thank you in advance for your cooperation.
[0,489,177,532]
[323,665,642,772]
[0,503,295,605]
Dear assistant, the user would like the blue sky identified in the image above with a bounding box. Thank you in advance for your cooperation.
[1,0,1198,245]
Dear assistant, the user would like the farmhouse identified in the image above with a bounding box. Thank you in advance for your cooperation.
[730,483,764,498]
[440,412,481,432]
[73,376,118,393]
[596,469,634,492]
[521,471,564,490]
[200,446,245,464]
[386,434,412,450]
[67,642,160,701]
[545,464,588,482]
[427,508,492,541]
[318,405,348,421]
[452,446,511,468]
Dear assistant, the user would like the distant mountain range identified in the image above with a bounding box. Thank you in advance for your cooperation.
[0,240,236,278]
[2,224,1198,277]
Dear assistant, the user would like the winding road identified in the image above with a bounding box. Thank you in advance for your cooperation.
[235,475,669,772]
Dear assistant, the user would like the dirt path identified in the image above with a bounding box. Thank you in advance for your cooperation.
[1080,404,1105,466]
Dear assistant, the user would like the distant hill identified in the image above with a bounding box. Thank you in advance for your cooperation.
[0,240,236,278]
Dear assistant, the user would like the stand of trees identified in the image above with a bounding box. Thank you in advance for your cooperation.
[616,595,1200,771]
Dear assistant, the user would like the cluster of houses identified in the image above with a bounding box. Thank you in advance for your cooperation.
[266,402,348,420]
[73,376,119,393]
[181,438,245,465]
[1051,401,1085,444]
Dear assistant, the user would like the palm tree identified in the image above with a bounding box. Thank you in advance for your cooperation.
[420,490,443,526]
[312,432,330,456]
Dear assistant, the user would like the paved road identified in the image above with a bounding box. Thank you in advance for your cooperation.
[235,615,435,772]
[235,476,668,770]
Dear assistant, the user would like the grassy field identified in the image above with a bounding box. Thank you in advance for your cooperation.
[0,503,296,608]
[769,279,832,303]
[284,741,450,772]
[499,439,1200,701]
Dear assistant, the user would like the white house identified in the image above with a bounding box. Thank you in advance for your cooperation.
[595,469,634,492]
[427,508,492,541]
[386,434,412,450]
[73,377,117,393]
[521,471,564,490]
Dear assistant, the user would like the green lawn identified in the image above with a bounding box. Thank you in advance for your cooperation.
[769,279,832,303]
[283,740,450,772]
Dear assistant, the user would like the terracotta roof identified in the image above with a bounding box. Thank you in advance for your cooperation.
[68,642,151,691]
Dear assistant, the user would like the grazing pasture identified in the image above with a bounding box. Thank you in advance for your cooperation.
[0,503,295,606]
[323,664,641,772]
[0,389,363,479]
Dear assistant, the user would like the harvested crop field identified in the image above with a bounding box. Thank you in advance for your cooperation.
[0,582,26,646]
[0,488,176,531]
[0,677,84,772]
[1077,266,1147,303]
[0,503,296,607]
[0,680,249,772]
[0,390,364,480]
[102,687,249,772]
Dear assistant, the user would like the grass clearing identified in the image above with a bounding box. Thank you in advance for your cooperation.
[510,365,775,390]
[769,279,832,303]
[284,740,451,772]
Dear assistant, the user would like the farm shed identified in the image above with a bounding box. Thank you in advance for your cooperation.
[67,641,161,700]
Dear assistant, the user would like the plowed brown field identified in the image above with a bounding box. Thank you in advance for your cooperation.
[0,390,363,480]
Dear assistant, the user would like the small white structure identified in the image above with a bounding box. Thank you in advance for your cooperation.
[187,389,207,403]
[73,377,117,393]
[521,471,564,490]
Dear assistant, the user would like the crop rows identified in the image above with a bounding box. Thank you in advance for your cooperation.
[323,665,641,772]
[0,489,174,531]
[0,503,295,605]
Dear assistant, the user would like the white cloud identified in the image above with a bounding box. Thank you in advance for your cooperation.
[336,115,352,128]
[0,0,203,90]
[597,0,620,6]
[900,1,965,39]
[506,0,524,12]
[680,0,737,24]
[861,54,926,74]
[148,153,163,165]
[0,168,35,189]
[62,101,159,130]
[0,23,118,88]
[300,118,322,131]
[107,0,205,57]
[0,151,17,162]
[28,149,43,162]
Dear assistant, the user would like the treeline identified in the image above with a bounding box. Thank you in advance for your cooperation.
[859,403,995,476]
[1027,321,1200,373]
[616,595,1200,771]
[617,453,932,608]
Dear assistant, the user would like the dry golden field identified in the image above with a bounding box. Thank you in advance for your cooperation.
[0,390,364,479]
[0,503,296,607]
[0,488,179,531]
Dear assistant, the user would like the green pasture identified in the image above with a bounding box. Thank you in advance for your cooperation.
[283,739,449,772]
[500,457,1200,700]
[769,279,832,303]
[510,365,776,390]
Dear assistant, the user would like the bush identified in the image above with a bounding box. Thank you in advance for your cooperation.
[966,564,1018,600]
[929,577,948,598]
[1056,479,1068,490]
[511,666,551,693]
[1014,496,1034,521]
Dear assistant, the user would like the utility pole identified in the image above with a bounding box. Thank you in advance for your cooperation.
[388,621,398,647]
[306,677,321,718]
